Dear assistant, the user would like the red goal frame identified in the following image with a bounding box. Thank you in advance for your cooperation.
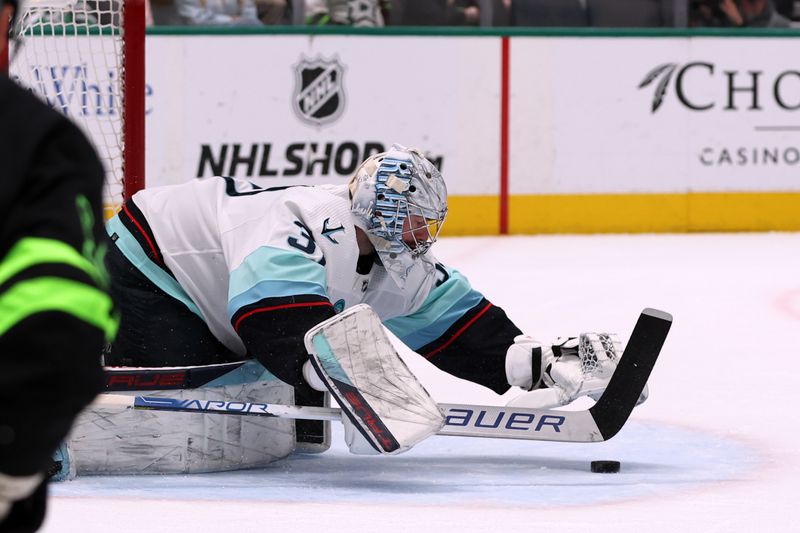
[123,0,146,199]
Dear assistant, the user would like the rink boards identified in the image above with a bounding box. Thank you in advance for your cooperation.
[15,29,800,233]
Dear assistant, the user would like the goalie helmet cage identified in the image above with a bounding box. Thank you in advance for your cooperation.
[6,0,146,216]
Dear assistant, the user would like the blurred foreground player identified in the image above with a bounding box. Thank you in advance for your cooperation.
[0,1,117,529]
[67,143,626,473]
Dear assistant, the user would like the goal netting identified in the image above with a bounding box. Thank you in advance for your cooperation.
[8,0,145,218]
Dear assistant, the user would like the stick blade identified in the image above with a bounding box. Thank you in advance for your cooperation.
[588,308,672,441]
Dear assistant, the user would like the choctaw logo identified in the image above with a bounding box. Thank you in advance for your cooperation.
[293,55,346,126]
[639,62,800,113]
[638,63,679,113]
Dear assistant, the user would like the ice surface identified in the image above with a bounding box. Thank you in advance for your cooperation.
[42,233,800,532]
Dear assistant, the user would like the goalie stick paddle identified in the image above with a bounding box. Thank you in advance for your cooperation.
[92,308,671,444]
[587,308,671,440]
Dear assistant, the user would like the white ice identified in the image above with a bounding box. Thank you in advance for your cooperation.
[42,233,800,533]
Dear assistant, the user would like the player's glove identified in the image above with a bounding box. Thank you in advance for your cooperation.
[0,472,45,529]
[542,337,585,404]
[504,335,547,391]
[505,334,623,407]
[505,336,583,399]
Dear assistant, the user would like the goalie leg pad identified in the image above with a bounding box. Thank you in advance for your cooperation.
[305,304,444,455]
[66,361,296,475]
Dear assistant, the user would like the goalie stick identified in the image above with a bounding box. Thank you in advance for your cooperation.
[92,308,671,444]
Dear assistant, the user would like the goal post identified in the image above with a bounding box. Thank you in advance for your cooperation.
[122,0,145,208]
[8,0,146,217]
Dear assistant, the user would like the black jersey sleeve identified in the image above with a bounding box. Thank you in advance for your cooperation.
[415,298,521,394]
[232,295,336,390]
[384,264,521,395]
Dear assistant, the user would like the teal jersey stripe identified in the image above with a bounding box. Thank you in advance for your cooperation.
[228,279,328,317]
[384,268,484,351]
[228,245,327,315]
[311,333,353,386]
[203,360,282,387]
[107,216,202,317]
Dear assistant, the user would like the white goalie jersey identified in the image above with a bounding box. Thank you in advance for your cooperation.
[109,174,523,397]
[108,177,439,358]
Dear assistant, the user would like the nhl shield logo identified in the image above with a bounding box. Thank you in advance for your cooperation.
[293,56,346,126]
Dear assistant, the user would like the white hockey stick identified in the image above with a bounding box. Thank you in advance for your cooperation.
[91,394,602,443]
[93,393,339,421]
[92,309,671,444]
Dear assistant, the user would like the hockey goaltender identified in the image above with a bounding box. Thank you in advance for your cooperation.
[58,144,629,477]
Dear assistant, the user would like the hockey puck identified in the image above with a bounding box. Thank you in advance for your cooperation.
[590,460,621,473]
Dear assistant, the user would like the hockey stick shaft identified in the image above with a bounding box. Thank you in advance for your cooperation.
[93,393,341,421]
[92,393,600,442]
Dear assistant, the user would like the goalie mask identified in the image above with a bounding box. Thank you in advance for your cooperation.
[349,144,448,287]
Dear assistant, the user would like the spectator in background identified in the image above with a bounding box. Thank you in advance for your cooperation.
[305,0,391,26]
[690,0,791,27]
[256,0,287,23]
[690,0,744,26]
[397,0,480,26]
[176,0,287,25]
[772,0,794,18]
[507,0,588,27]
[493,0,510,25]
[449,0,480,25]
[737,0,791,26]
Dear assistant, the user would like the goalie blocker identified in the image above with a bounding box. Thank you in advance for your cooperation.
[304,304,444,455]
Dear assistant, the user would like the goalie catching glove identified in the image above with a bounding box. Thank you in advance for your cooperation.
[505,333,624,408]
[303,304,444,455]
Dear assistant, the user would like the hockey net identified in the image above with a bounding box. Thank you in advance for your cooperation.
[8,0,145,218]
